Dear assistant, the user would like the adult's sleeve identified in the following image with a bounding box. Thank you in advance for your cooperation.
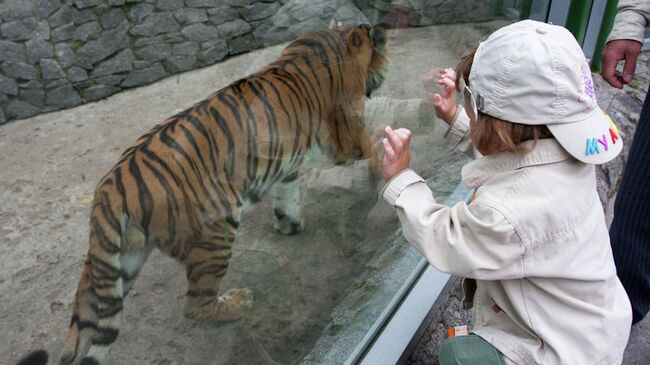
[607,0,650,44]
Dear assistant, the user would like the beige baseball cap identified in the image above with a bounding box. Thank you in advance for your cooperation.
[469,20,622,164]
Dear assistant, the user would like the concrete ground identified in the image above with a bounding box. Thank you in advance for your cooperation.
[2,22,648,365]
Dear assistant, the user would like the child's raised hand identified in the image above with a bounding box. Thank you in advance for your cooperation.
[423,68,458,125]
[382,126,412,181]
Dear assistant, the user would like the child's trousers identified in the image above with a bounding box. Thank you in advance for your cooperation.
[439,335,507,365]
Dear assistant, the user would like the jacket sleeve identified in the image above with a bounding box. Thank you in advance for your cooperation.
[607,0,650,44]
[382,169,525,280]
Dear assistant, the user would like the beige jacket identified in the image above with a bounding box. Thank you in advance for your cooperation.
[607,0,650,44]
[382,110,632,364]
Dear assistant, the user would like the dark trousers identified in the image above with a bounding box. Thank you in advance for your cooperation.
[609,86,650,324]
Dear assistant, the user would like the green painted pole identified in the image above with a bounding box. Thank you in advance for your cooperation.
[565,0,593,44]
[591,0,619,72]
[519,0,533,20]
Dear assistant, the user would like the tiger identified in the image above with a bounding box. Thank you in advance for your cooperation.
[17,24,388,365]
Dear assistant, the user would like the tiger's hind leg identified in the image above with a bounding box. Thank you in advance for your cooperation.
[272,172,304,235]
[182,218,253,321]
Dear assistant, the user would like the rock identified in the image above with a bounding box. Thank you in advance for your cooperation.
[127,2,155,23]
[95,74,125,86]
[54,43,76,68]
[51,23,76,42]
[100,8,127,29]
[242,2,280,21]
[0,40,26,62]
[2,62,37,81]
[0,76,18,96]
[200,40,228,64]
[73,0,103,9]
[156,0,184,11]
[19,88,46,107]
[82,84,119,101]
[122,63,167,87]
[217,19,252,39]
[130,12,180,37]
[0,2,33,22]
[32,20,51,40]
[45,84,82,107]
[164,56,196,73]
[1,20,33,41]
[135,44,172,63]
[77,22,129,68]
[26,39,54,64]
[172,42,200,56]
[186,0,221,7]
[6,99,39,119]
[67,66,89,83]
[135,35,166,48]
[229,34,253,55]
[73,21,101,41]
[33,0,62,19]
[91,49,134,77]
[40,59,66,80]
[208,6,240,25]
[181,23,220,42]
[173,8,208,24]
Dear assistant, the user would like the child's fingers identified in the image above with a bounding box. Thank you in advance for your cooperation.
[437,76,455,89]
[384,126,404,152]
[393,128,412,144]
[433,93,442,107]
[382,138,396,161]
[442,67,455,79]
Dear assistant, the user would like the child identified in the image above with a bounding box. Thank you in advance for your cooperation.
[381,20,632,364]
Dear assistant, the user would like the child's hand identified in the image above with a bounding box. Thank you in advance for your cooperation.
[382,126,412,181]
[422,68,457,125]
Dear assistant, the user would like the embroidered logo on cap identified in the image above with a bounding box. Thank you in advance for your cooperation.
[578,63,596,107]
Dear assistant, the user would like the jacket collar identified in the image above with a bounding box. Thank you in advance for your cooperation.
[462,138,573,189]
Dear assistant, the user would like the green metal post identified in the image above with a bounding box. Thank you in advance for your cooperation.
[591,0,619,72]
[519,0,533,20]
[565,0,594,44]
[491,0,504,17]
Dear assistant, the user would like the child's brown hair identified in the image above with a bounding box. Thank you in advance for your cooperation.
[455,48,553,155]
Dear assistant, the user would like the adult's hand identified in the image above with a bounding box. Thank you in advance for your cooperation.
[601,39,643,89]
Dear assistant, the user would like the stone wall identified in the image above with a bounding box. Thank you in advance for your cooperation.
[0,0,504,124]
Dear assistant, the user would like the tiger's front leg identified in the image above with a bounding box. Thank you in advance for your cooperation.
[182,218,253,321]
[272,172,304,235]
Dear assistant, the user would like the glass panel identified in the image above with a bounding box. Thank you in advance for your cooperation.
[1,1,547,365]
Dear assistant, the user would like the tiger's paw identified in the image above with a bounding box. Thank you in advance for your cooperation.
[218,288,254,321]
[183,288,254,322]
[274,210,304,235]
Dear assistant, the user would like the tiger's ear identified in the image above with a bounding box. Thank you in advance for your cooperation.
[369,25,386,51]
[329,18,343,29]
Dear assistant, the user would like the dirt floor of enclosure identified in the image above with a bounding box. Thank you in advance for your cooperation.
[1,22,505,364]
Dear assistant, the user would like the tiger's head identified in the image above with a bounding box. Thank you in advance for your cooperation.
[320,24,389,165]
[360,24,388,98]
[335,23,388,98]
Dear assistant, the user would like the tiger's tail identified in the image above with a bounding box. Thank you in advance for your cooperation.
[59,196,128,365]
